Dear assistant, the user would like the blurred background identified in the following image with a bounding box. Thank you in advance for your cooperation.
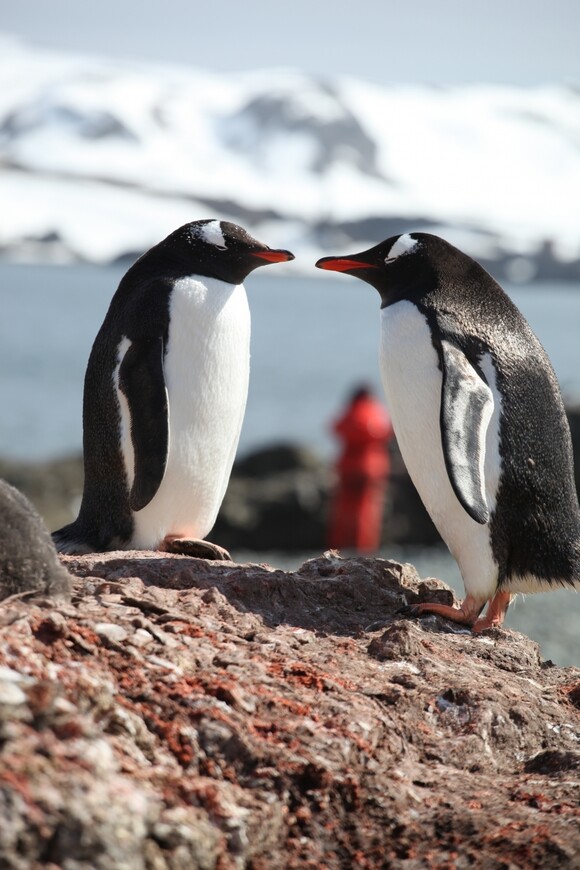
[0,1,579,664]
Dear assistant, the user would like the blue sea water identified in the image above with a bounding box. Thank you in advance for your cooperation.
[1,262,579,461]
[0,262,579,666]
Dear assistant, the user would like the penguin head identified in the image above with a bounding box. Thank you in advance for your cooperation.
[155,219,295,284]
[316,232,441,306]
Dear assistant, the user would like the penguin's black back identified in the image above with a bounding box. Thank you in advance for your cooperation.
[412,236,580,587]
[70,268,174,551]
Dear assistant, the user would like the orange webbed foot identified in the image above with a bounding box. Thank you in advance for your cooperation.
[410,590,512,632]
[409,593,486,628]
[471,591,512,632]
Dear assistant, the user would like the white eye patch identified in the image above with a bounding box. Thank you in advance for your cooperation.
[385,233,418,263]
[199,220,227,249]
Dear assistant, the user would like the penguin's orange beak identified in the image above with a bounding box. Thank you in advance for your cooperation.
[315,256,376,272]
[253,249,295,263]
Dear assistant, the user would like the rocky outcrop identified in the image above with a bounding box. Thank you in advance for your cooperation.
[1,551,578,868]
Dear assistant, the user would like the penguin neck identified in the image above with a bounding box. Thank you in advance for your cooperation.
[171,275,246,317]
[377,261,439,310]
[379,281,435,310]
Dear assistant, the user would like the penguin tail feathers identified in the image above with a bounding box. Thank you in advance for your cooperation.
[52,523,96,555]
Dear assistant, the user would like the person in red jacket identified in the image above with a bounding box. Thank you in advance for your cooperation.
[327,384,394,553]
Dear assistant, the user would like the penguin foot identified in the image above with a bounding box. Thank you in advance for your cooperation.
[161,536,232,561]
[471,590,512,632]
[409,594,486,627]
[410,591,512,632]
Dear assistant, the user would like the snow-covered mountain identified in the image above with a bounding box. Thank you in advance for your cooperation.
[1,36,579,280]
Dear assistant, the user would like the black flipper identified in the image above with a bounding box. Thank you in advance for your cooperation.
[440,340,494,524]
[118,336,169,512]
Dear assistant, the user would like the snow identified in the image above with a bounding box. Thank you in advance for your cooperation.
[0,36,579,268]
[0,172,217,263]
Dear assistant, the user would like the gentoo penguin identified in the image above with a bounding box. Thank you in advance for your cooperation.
[316,232,580,631]
[53,220,294,559]
[0,478,71,600]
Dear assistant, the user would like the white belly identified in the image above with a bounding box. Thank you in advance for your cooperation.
[120,276,250,549]
[380,301,501,601]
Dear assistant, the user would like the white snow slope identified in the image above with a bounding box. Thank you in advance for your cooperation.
[0,36,579,278]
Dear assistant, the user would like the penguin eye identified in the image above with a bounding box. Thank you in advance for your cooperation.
[214,244,227,252]
[384,256,396,264]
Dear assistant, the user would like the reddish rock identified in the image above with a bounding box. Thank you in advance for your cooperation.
[0,551,578,868]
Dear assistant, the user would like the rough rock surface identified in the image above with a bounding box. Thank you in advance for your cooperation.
[1,551,578,868]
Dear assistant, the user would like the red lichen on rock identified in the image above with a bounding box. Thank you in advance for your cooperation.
[0,551,578,868]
